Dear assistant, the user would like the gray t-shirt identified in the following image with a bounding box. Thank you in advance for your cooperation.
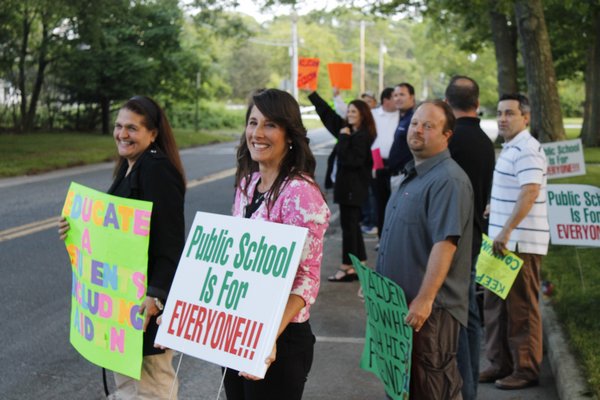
[376,149,474,326]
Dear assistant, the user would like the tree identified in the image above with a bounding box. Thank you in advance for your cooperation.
[488,1,519,97]
[514,0,565,142]
[581,8,600,146]
[225,42,272,100]
[58,0,186,134]
[546,1,600,145]
[0,0,71,132]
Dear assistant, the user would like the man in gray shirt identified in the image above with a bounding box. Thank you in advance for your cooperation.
[376,100,473,399]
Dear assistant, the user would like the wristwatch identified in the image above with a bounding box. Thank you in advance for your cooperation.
[153,297,164,311]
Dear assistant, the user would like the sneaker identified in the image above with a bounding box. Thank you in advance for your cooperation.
[361,225,377,235]
[374,243,379,251]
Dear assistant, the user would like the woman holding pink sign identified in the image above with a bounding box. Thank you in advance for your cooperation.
[226,88,330,399]
[59,95,186,399]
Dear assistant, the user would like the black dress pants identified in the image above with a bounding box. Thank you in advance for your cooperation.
[339,204,366,264]
[224,321,315,400]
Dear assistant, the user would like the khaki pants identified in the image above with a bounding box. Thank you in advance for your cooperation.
[483,252,543,380]
[112,350,179,400]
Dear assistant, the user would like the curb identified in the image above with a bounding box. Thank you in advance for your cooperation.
[542,299,596,399]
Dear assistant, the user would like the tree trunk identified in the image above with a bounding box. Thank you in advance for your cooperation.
[581,8,600,147]
[514,0,565,142]
[18,9,32,133]
[101,97,111,135]
[24,18,50,132]
[489,3,519,97]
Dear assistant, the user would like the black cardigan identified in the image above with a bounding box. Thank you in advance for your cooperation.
[309,91,373,207]
[108,146,185,355]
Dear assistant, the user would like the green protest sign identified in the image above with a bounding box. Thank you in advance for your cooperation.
[350,254,411,400]
[61,182,152,379]
[476,234,523,299]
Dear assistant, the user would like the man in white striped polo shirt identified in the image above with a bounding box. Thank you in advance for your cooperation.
[479,93,550,391]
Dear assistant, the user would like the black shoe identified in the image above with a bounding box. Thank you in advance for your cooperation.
[328,268,358,282]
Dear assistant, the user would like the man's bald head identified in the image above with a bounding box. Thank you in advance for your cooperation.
[445,76,479,114]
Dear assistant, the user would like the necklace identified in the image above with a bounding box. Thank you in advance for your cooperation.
[251,190,265,206]
[244,180,267,218]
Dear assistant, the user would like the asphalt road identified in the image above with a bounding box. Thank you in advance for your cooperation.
[0,128,335,399]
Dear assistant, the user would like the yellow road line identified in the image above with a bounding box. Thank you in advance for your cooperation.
[0,216,59,243]
[0,167,237,243]
[186,167,236,189]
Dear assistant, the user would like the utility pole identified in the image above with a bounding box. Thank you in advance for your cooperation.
[378,39,386,96]
[360,20,366,94]
[291,11,299,100]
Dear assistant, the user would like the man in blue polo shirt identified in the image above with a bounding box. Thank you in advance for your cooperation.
[388,82,416,191]
[377,100,473,399]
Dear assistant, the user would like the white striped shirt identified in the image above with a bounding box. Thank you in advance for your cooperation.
[489,130,550,255]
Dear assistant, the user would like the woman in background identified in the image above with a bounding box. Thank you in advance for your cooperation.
[308,91,376,282]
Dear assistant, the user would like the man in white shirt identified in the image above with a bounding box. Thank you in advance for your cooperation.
[480,93,550,391]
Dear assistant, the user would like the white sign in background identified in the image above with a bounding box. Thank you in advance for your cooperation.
[542,138,586,179]
[156,211,308,378]
[547,184,600,247]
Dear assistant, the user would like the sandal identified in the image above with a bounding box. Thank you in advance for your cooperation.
[328,268,358,282]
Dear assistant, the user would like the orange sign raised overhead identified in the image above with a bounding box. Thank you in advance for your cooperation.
[298,57,320,91]
[327,63,353,90]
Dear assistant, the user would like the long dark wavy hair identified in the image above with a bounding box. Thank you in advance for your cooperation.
[112,95,186,190]
[235,89,323,211]
[348,99,377,142]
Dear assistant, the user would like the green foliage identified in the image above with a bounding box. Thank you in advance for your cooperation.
[224,40,273,100]
[545,1,595,80]
[165,101,245,130]
[409,21,498,109]
[0,0,593,141]
[558,76,585,118]
[56,0,184,103]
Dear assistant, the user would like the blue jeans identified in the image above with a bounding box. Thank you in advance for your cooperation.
[457,255,481,400]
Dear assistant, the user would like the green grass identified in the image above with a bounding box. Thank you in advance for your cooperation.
[0,128,239,177]
[544,246,600,397]
[563,117,583,125]
[565,127,580,139]
[302,117,325,131]
[544,158,600,397]
[583,147,600,164]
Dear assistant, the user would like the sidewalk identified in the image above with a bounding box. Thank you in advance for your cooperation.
[303,207,573,399]
[154,208,586,400]
[304,195,590,400]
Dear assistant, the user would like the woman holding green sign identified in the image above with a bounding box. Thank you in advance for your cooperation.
[225,89,330,399]
[59,95,186,399]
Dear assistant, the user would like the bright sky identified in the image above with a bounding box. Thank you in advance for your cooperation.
[233,0,345,23]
